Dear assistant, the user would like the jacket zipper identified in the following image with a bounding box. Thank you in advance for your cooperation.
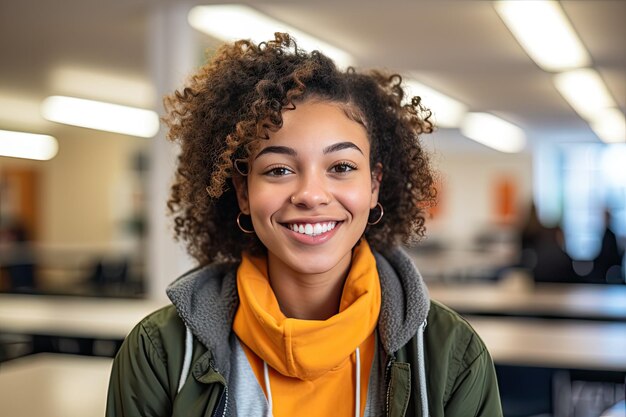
[384,353,395,416]
[209,359,229,417]
[221,386,229,417]
[209,382,229,417]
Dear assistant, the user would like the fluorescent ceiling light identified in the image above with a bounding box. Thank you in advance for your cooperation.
[188,5,354,68]
[41,96,160,138]
[461,112,526,153]
[403,78,467,128]
[50,66,156,108]
[494,0,590,71]
[554,68,616,121]
[0,129,58,160]
[589,108,625,144]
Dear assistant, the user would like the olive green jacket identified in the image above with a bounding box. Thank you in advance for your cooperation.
[107,247,502,417]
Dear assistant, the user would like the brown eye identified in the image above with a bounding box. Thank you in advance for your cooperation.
[331,162,357,174]
[264,166,293,177]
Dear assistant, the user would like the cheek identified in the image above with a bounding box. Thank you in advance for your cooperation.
[247,182,283,218]
[338,183,374,217]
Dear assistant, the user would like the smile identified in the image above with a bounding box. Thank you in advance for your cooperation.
[286,221,338,237]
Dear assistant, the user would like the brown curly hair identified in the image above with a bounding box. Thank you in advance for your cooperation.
[164,33,437,265]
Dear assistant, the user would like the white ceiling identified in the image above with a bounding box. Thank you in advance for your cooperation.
[0,0,624,154]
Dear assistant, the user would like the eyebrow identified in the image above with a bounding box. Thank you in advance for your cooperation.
[254,141,363,160]
[254,146,297,160]
[323,141,363,155]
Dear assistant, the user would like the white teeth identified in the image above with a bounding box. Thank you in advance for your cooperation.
[288,222,337,236]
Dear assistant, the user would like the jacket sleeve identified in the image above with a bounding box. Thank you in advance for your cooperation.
[443,339,503,417]
[106,321,173,417]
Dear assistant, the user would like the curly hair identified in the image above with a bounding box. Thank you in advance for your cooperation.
[164,33,437,265]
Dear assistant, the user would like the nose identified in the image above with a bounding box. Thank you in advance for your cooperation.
[290,172,332,208]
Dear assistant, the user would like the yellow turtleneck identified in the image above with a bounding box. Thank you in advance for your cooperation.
[233,240,381,417]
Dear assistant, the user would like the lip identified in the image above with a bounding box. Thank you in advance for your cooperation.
[281,217,341,224]
[280,220,343,245]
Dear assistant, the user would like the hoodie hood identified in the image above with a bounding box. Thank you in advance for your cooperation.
[166,245,430,381]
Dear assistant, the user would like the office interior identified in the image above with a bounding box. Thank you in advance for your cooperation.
[0,1,624,416]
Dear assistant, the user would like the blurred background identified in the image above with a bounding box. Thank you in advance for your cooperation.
[0,1,624,416]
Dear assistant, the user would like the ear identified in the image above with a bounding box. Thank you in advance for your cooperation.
[370,163,383,208]
[232,174,250,214]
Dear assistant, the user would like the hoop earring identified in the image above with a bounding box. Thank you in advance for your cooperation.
[237,212,255,234]
[367,202,384,225]
[233,159,249,176]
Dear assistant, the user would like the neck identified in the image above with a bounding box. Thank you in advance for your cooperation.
[267,252,352,320]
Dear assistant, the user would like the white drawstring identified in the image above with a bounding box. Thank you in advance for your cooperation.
[354,347,361,417]
[263,361,273,417]
[262,347,362,417]
[177,327,194,394]
[417,320,429,417]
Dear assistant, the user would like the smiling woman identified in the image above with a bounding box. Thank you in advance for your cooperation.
[106,33,503,417]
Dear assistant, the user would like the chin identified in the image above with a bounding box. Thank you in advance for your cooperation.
[284,250,351,276]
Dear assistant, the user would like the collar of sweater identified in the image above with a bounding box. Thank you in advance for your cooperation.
[166,243,430,381]
[232,240,381,381]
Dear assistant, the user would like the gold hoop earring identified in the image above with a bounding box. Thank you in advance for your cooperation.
[367,202,384,225]
[233,159,249,176]
[237,212,255,234]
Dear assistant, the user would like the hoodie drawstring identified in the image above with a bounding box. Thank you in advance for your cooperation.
[180,325,428,417]
[178,326,194,394]
[263,347,361,417]
[416,320,429,417]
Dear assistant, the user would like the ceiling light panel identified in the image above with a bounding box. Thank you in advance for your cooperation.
[554,68,616,121]
[495,0,590,71]
[0,129,58,160]
[590,108,626,144]
[403,78,467,128]
[188,5,354,68]
[461,112,526,153]
[41,96,160,138]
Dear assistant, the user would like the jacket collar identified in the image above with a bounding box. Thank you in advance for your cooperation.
[166,245,430,381]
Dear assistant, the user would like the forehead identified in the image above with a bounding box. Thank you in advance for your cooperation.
[253,100,370,156]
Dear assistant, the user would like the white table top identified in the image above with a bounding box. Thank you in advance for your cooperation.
[1,294,626,372]
[467,317,626,372]
[0,353,113,417]
[0,294,166,338]
[429,281,626,321]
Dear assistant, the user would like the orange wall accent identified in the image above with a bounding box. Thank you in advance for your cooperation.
[494,176,516,224]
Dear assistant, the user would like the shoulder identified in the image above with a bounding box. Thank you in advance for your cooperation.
[423,300,497,407]
[138,304,184,336]
[122,304,187,367]
[426,300,487,365]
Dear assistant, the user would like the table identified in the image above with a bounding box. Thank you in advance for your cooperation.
[0,294,166,339]
[429,281,626,321]
[2,294,625,372]
[0,353,113,417]
[467,316,626,372]
[0,294,166,359]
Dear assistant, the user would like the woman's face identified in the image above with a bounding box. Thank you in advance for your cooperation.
[235,100,381,278]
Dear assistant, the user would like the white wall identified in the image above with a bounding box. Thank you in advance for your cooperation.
[424,140,533,248]
[0,130,146,247]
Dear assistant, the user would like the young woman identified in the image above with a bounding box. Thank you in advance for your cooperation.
[107,33,502,417]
